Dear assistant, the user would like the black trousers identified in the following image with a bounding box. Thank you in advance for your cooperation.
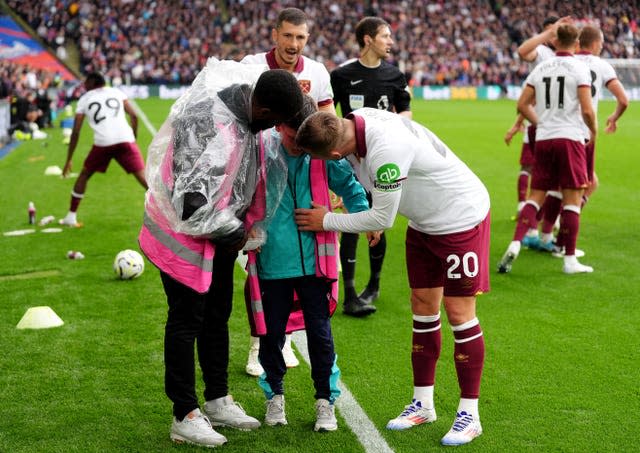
[161,248,237,420]
[258,276,335,400]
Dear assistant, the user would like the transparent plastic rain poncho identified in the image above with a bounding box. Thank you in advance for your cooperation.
[144,58,287,245]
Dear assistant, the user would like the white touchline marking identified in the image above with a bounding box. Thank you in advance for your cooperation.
[129,99,158,136]
[291,330,395,453]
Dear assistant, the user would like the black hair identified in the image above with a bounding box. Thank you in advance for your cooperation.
[355,16,390,48]
[85,72,106,89]
[542,16,559,28]
[253,69,303,118]
[284,94,317,130]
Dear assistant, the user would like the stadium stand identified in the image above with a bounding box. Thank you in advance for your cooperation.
[4,0,639,88]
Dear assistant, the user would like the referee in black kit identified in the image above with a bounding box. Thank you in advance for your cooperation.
[330,16,412,317]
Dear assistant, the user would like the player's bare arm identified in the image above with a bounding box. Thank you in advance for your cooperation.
[518,16,572,61]
[504,113,525,145]
[516,86,538,126]
[605,79,628,133]
[123,100,138,138]
[63,113,85,177]
[578,86,597,142]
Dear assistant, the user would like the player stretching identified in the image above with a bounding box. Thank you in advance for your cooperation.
[60,72,147,226]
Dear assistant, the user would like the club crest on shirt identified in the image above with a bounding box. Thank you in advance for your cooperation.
[374,163,404,191]
[298,80,311,94]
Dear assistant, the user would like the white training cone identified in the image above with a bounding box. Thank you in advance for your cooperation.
[16,306,64,330]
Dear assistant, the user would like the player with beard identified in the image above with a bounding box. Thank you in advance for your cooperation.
[241,8,334,114]
[330,16,411,317]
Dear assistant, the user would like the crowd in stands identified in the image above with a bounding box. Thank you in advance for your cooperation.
[0,60,72,141]
[5,0,640,88]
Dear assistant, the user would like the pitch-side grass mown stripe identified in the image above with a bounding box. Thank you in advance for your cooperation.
[0,269,61,281]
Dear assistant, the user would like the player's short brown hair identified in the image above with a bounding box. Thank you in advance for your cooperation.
[579,25,603,49]
[556,24,579,48]
[355,17,390,48]
[296,112,342,157]
[276,8,308,28]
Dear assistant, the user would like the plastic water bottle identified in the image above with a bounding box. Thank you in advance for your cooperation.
[67,250,85,260]
[28,202,36,225]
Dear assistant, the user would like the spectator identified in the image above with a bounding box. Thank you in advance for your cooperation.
[6,0,639,87]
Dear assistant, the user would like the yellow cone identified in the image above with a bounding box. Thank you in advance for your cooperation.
[16,306,64,329]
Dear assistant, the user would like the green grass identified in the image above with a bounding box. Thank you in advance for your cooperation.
[0,98,638,452]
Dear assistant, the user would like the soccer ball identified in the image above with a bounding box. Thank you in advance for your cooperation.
[113,249,145,280]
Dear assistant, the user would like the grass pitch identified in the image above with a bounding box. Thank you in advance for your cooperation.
[0,98,638,452]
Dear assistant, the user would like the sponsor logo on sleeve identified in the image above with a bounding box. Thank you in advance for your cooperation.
[374,163,404,191]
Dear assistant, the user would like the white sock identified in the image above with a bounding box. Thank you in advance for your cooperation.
[564,254,578,266]
[284,334,292,348]
[525,228,538,238]
[457,398,479,419]
[66,211,77,223]
[413,386,434,409]
[508,240,521,256]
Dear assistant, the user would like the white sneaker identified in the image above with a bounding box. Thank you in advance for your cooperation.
[246,336,264,377]
[265,394,287,426]
[283,334,300,368]
[440,411,482,446]
[552,247,585,258]
[497,241,520,274]
[170,408,227,447]
[59,215,81,228]
[314,399,337,432]
[563,261,594,274]
[203,395,260,430]
[386,399,437,430]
